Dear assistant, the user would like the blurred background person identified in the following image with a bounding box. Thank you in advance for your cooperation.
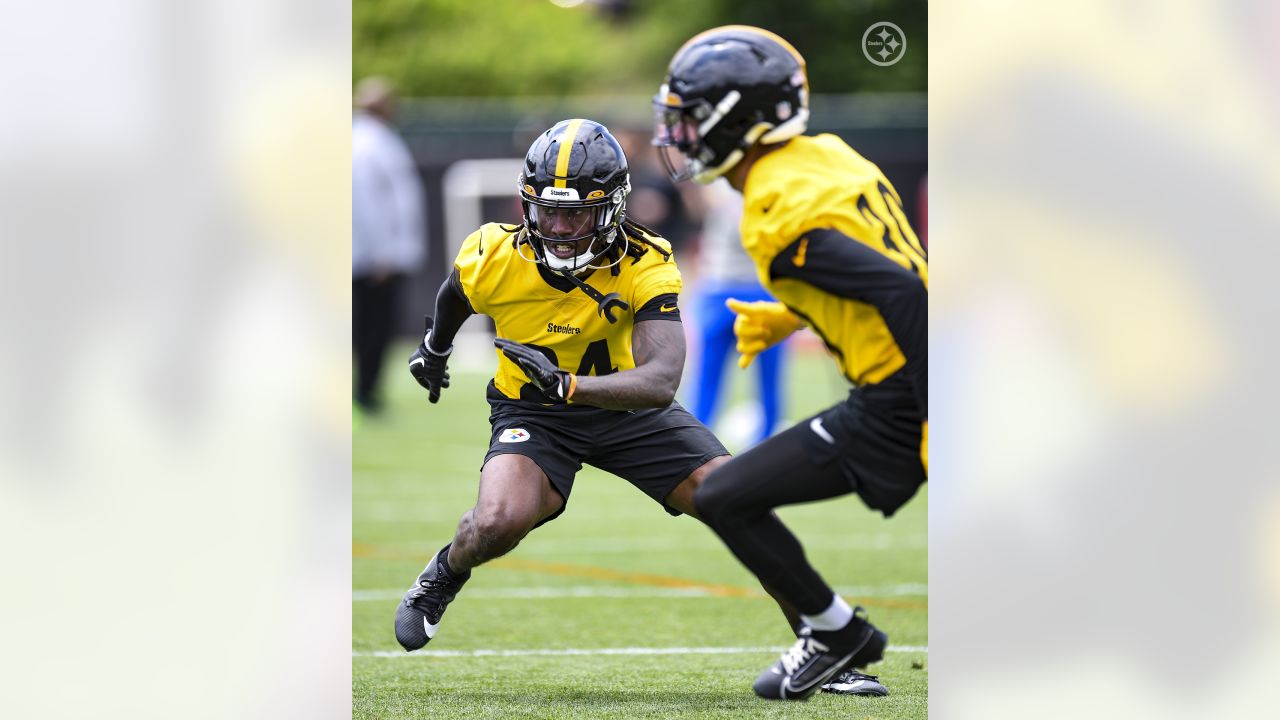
[352,76,426,416]
[689,179,786,447]
[614,127,700,259]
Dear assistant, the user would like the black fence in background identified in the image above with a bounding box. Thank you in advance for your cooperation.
[388,93,926,337]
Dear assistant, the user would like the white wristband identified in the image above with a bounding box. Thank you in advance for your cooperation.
[423,330,453,356]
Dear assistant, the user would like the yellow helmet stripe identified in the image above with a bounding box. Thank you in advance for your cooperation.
[553,118,586,189]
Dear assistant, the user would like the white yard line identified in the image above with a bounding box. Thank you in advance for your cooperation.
[833,583,929,596]
[354,645,928,658]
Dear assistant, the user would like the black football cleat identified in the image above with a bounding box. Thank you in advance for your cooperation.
[394,545,470,651]
[753,616,884,701]
[818,607,889,694]
[821,669,889,696]
[846,613,888,669]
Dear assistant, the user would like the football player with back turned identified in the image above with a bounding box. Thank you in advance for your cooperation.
[395,119,818,663]
[653,27,928,700]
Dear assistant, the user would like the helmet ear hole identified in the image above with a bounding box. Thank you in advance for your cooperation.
[725,113,755,136]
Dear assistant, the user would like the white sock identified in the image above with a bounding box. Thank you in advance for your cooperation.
[801,594,854,631]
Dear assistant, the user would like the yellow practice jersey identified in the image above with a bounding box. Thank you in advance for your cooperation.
[454,223,683,402]
[740,134,928,390]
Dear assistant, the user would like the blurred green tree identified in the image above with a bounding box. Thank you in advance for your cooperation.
[354,0,925,97]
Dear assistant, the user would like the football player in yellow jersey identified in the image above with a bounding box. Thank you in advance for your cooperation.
[653,26,927,700]
[394,118,817,656]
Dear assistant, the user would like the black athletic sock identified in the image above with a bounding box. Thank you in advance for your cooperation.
[812,616,869,647]
[438,543,469,581]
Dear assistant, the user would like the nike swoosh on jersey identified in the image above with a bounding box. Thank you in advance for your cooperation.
[660,304,677,313]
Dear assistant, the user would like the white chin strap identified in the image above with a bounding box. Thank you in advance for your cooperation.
[760,108,809,144]
[692,149,743,184]
[691,108,810,185]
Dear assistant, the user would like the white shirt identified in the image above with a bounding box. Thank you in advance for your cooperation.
[352,112,425,277]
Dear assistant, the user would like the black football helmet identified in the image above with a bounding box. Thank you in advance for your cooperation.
[519,119,631,275]
[653,25,809,184]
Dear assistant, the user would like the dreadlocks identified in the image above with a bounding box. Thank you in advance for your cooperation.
[618,218,672,263]
[505,217,673,271]
[590,218,671,276]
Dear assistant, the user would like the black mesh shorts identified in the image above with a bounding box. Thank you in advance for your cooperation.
[802,372,927,517]
[484,384,730,525]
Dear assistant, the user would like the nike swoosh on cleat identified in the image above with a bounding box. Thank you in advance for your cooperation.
[782,675,821,696]
[423,617,439,638]
[782,650,857,696]
[844,680,866,690]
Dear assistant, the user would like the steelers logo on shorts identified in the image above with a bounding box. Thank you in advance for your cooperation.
[499,428,531,443]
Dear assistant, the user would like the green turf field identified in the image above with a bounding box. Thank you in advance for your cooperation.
[354,340,927,719]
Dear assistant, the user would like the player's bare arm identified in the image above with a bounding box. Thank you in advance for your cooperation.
[495,318,685,410]
[571,319,685,410]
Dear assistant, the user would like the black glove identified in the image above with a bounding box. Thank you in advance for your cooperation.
[494,338,575,404]
[408,316,452,404]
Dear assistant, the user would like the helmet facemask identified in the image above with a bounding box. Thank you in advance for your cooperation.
[652,87,752,185]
